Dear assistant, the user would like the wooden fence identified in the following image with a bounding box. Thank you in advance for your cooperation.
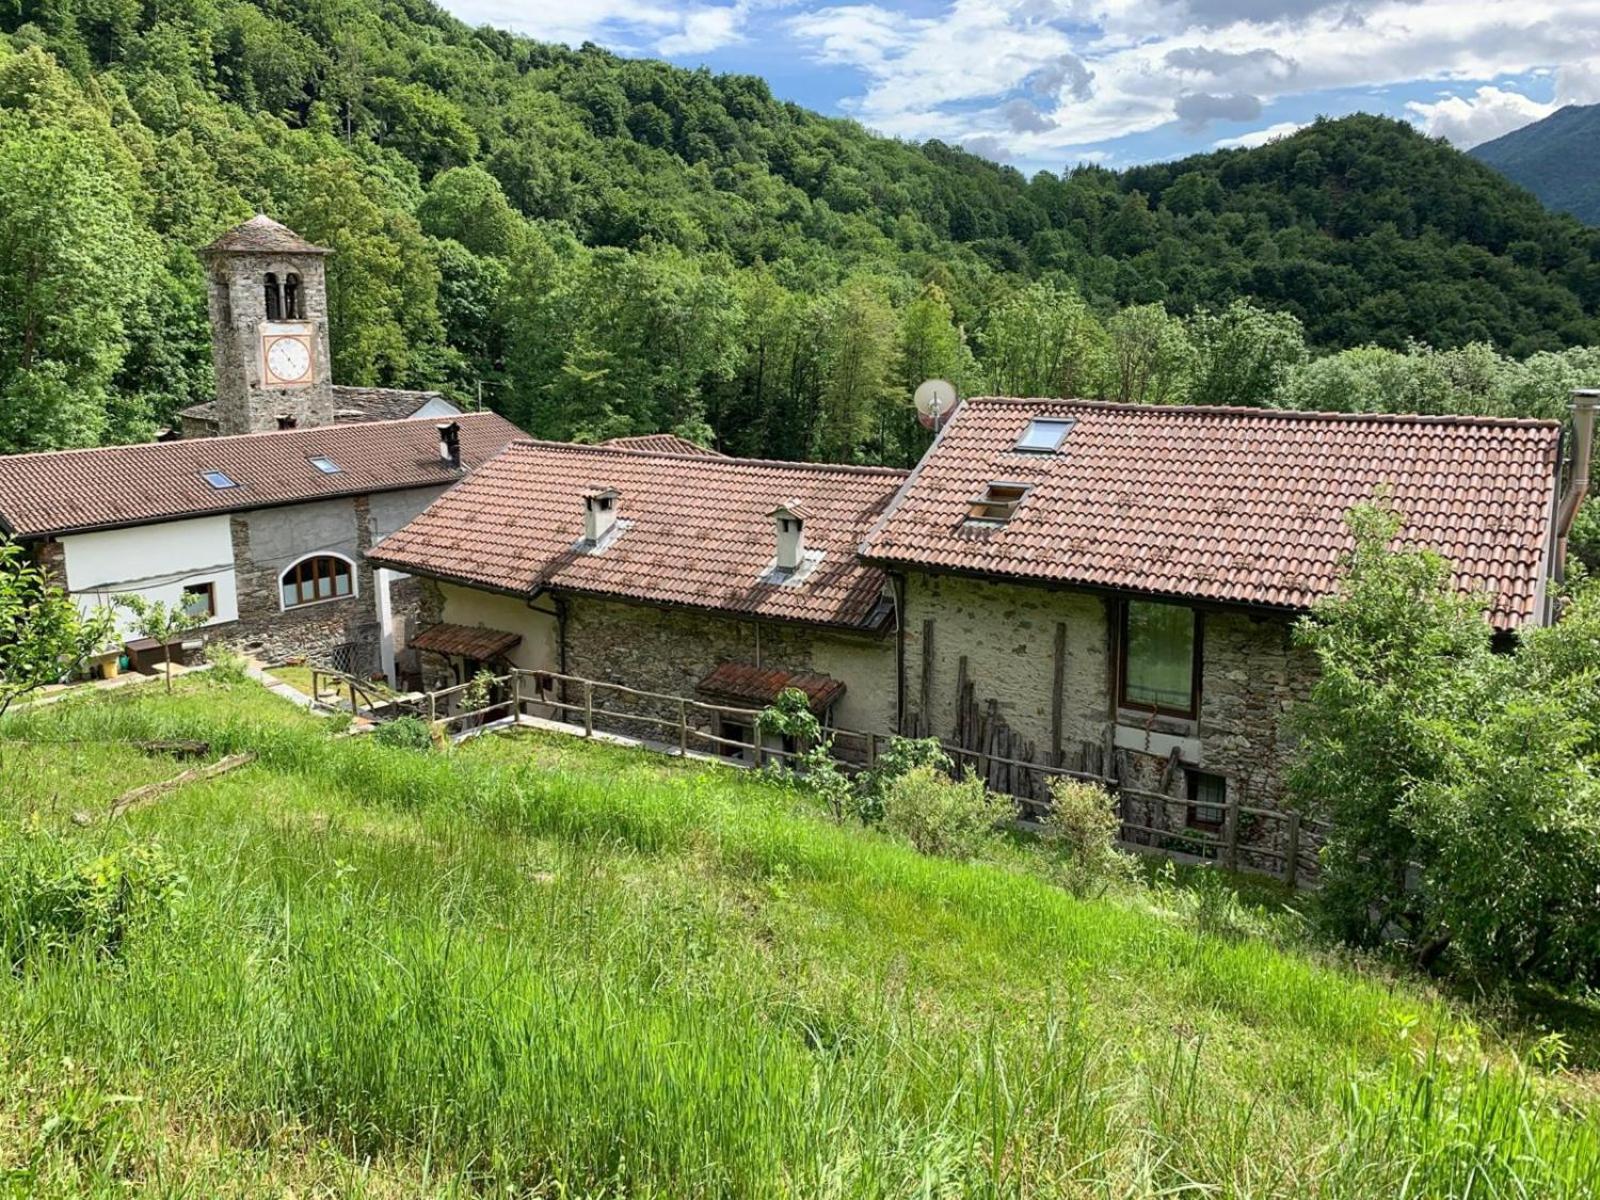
[413,666,1323,888]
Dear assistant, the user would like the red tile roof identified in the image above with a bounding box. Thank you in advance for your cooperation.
[410,622,522,660]
[601,434,724,456]
[0,412,523,537]
[696,662,846,713]
[369,441,907,631]
[860,398,1562,631]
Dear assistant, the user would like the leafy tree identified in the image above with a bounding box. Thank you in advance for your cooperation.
[1104,303,1192,405]
[980,282,1106,400]
[1188,300,1307,408]
[114,592,205,692]
[0,540,113,721]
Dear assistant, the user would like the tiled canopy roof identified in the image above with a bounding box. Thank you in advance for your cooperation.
[601,434,724,456]
[369,441,907,631]
[860,398,1562,631]
[0,412,522,537]
[203,214,330,256]
[696,662,846,713]
[410,622,522,660]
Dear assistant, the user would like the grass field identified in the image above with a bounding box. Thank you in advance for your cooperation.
[0,675,1596,1198]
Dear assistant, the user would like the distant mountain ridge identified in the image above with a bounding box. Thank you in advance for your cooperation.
[1472,104,1600,225]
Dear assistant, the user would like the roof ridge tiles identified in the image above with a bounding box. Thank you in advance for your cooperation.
[507,439,911,476]
[960,396,1561,429]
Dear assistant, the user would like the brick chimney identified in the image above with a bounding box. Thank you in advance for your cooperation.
[437,421,462,470]
[583,486,620,545]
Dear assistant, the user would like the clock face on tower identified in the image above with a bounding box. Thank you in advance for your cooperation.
[262,329,315,388]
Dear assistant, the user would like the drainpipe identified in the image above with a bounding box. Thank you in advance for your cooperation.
[1555,389,1599,574]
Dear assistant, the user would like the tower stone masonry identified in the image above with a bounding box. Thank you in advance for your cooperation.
[203,214,337,435]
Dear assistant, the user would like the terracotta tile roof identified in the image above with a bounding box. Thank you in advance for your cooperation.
[696,662,846,713]
[410,622,522,660]
[860,398,1562,631]
[203,214,330,256]
[0,412,523,537]
[369,441,907,631]
[601,434,725,457]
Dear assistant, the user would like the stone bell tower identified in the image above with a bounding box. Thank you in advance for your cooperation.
[202,214,336,436]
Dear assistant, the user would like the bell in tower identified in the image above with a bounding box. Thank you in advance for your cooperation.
[201,215,336,436]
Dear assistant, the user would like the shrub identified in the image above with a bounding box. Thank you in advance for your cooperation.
[856,736,950,825]
[880,766,1010,860]
[375,715,435,752]
[1038,778,1134,897]
[0,828,184,969]
[758,688,853,821]
[204,643,252,684]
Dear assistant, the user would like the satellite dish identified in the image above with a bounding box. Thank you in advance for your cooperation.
[914,378,958,430]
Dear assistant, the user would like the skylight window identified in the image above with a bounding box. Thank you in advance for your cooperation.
[309,455,341,475]
[1015,417,1075,453]
[201,470,238,490]
[967,481,1030,524]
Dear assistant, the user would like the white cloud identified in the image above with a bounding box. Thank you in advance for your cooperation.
[1406,85,1557,147]
[440,0,750,56]
[658,5,748,55]
[1213,119,1306,148]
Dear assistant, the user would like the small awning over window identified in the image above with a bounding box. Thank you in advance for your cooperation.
[695,662,845,714]
[410,623,521,661]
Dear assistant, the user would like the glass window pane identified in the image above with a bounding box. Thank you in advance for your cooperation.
[282,582,297,608]
[317,571,333,599]
[182,587,211,619]
[1124,601,1195,711]
[1015,418,1074,451]
[334,570,351,596]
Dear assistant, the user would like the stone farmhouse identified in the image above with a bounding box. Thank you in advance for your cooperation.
[367,391,1592,858]
[0,215,521,678]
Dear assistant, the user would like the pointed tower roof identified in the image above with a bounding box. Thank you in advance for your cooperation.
[203,214,331,256]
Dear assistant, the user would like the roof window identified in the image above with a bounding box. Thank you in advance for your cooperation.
[201,470,238,490]
[309,455,341,475]
[967,481,1030,524]
[1015,417,1075,453]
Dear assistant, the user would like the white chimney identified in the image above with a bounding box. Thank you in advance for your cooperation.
[768,500,812,572]
[583,486,620,545]
[437,421,461,469]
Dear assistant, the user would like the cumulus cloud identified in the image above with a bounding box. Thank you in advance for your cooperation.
[1174,91,1264,128]
[1213,119,1307,148]
[1406,85,1557,147]
[1164,46,1295,83]
[658,5,748,55]
[1004,98,1058,131]
[1029,52,1094,100]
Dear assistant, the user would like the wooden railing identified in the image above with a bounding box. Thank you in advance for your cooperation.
[308,666,398,719]
[417,667,1324,888]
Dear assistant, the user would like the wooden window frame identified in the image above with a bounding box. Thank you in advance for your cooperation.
[966,481,1031,524]
[1117,598,1203,720]
[279,553,356,611]
[181,581,216,621]
[1185,769,1227,833]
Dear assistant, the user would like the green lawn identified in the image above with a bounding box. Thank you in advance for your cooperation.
[0,677,1595,1197]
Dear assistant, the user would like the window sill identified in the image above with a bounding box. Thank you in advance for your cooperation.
[280,593,359,614]
[1113,719,1201,761]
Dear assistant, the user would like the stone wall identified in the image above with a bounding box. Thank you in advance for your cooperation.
[561,595,896,750]
[901,570,1316,867]
[207,250,335,435]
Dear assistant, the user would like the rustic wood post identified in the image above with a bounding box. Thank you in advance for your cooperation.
[511,670,523,721]
[426,690,437,726]
[1224,796,1240,871]
[583,681,594,737]
[1050,621,1066,766]
[678,700,688,756]
[1284,810,1302,889]
[919,619,935,732]
[866,731,877,769]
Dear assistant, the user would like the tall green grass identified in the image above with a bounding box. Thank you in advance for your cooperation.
[1,677,1596,1196]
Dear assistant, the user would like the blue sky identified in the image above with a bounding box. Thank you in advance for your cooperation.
[439,1,1600,172]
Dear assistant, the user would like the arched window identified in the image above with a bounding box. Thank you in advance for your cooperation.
[283,272,301,319]
[264,272,283,320]
[280,554,354,609]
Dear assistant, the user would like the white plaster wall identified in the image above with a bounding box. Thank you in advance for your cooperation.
[810,632,897,734]
[62,517,239,636]
[438,583,559,672]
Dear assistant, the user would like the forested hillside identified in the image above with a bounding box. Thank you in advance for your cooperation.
[1473,104,1600,226]
[3,0,1600,463]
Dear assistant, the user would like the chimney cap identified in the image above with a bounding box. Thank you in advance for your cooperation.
[1573,389,1600,409]
[584,485,621,501]
[768,499,813,520]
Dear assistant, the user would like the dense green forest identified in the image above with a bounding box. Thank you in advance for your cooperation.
[1473,104,1600,227]
[3,0,1600,464]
